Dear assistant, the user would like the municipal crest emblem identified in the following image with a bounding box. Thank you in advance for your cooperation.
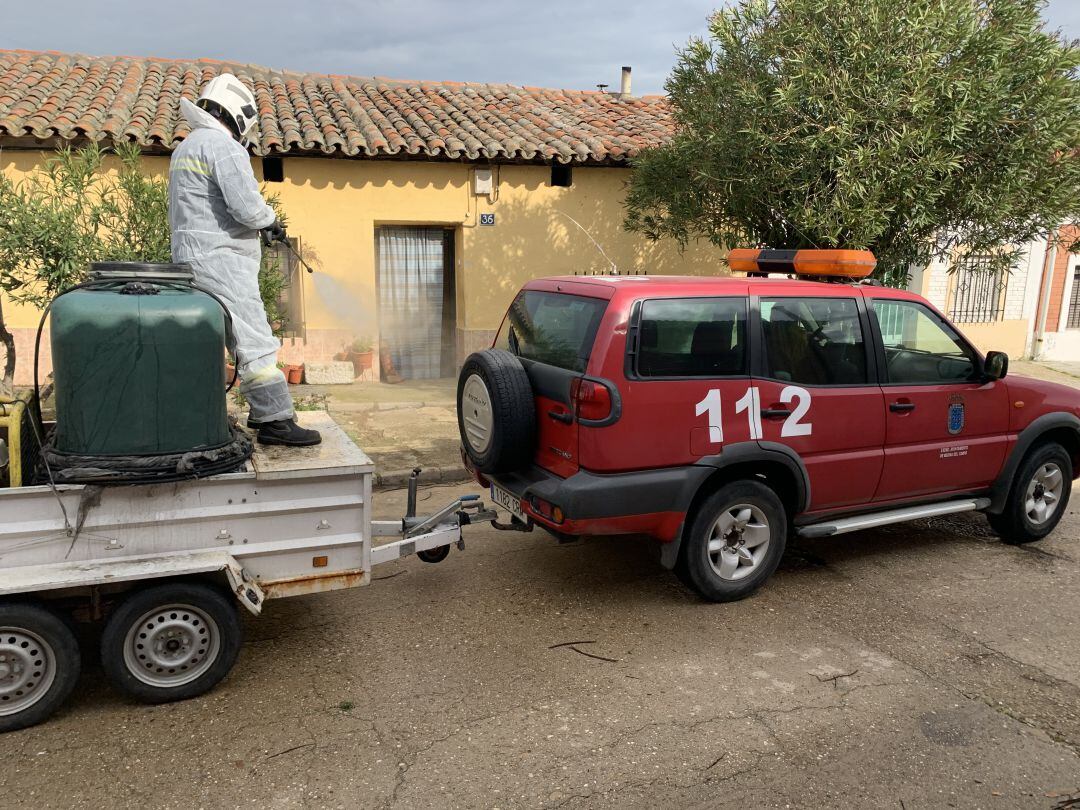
[947,395,965,435]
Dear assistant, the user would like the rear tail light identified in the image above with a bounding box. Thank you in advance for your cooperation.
[571,378,612,422]
[529,495,564,524]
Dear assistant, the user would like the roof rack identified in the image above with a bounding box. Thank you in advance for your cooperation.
[727,249,877,281]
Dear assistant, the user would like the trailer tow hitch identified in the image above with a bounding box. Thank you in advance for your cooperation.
[380,469,497,564]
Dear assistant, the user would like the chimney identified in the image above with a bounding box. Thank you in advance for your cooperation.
[620,66,632,96]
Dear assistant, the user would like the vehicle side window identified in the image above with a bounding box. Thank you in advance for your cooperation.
[636,297,747,377]
[494,290,608,373]
[872,299,977,384]
[760,297,867,385]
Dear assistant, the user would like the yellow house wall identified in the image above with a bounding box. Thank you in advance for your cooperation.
[953,319,1029,359]
[0,150,727,382]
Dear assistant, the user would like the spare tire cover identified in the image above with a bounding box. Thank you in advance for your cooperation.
[457,349,536,474]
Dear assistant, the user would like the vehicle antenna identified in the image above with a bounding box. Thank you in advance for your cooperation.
[556,211,618,275]
[768,207,822,251]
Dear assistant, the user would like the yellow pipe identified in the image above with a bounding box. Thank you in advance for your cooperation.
[0,392,32,487]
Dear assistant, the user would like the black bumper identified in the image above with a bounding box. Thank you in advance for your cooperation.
[489,464,713,521]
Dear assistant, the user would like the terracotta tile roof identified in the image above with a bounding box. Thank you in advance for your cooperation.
[0,49,673,164]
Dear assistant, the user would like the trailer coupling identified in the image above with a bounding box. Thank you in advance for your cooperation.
[370,471,496,566]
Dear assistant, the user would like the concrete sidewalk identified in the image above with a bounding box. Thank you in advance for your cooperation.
[294,378,465,489]
[1015,359,1080,386]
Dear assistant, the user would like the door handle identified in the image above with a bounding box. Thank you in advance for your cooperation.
[547,409,574,424]
[761,408,792,419]
[889,402,916,413]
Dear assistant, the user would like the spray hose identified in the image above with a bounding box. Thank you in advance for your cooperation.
[261,229,315,274]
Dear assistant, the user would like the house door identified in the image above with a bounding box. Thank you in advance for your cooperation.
[377,227,456,380]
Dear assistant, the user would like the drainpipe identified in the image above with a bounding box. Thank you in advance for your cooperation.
[1033,230,1059,359]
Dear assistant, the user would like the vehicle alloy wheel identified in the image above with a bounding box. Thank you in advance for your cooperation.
[677,480,787,602]
[707,504,771,581]
[101,582,242,704]
[0,603,81,733]
[1024,462,1063,526]
[988,442,1072,545]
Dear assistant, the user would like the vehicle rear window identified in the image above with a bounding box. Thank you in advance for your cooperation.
[496,290,607,373]
[636,297,748,377]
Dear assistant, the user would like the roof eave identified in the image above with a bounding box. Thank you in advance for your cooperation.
[0,134,638,167]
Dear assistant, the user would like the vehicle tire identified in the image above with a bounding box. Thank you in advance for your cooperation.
[675,481,787,602]
[100,582,242,705]
[988,443,1072,545]
[0,602,81,733]
[457,349,535,474]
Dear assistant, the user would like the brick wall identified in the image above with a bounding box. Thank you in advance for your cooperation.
[925,258,950,310]
[1002,262,1028,321]
[1044,225,1079,333]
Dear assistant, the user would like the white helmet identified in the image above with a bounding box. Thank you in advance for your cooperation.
[196,73,258,142]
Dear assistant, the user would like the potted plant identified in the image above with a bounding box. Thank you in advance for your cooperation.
[346,336,374,377]
[280,362,303,384]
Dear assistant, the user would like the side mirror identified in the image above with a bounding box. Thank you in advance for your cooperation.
[983,351,1009,381]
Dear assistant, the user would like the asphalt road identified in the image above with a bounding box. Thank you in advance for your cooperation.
[4,481,1080,809]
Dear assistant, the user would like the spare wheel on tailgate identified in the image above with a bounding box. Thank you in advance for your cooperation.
[458,349,536,473]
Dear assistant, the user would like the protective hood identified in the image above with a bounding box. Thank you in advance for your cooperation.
[180,98,232,135]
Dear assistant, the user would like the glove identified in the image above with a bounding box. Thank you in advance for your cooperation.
[260,218,287,247]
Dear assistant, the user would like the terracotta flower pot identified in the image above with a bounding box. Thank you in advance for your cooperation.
[348,350,374,376]
[285,365,303,385]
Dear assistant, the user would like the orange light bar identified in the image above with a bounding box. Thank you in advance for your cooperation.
[727,248,877,279]
[727,249,764,274]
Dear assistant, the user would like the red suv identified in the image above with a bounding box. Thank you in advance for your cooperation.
[457,253,1079,602]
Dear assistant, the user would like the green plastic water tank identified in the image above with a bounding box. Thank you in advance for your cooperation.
[51,264,230,456]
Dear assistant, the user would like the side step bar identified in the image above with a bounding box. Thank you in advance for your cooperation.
[797,497,991,539]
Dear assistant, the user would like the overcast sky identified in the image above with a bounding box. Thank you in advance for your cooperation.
[4,0,1078,96]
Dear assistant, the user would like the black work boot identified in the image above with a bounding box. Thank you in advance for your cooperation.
[254,418,322,447]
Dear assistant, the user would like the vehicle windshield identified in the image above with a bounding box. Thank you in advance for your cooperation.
[495,290,608,373]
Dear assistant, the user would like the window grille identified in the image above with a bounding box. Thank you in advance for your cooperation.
[1068,266,1080,330]
[267,237,305,338]
[948,254,1007,323]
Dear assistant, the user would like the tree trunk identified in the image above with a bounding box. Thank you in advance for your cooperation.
[0,297,16,401]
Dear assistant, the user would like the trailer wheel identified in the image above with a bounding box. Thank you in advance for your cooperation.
[0,602,81,733]
[101,582,242,704]
[417,545,451,564]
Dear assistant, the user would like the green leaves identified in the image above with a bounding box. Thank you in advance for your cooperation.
[0,142,171,307]
[625,0,1080,285]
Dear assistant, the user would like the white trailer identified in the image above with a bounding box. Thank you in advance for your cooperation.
[0,412,494,732]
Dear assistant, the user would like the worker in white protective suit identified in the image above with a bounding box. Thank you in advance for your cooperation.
[169,74,320,446]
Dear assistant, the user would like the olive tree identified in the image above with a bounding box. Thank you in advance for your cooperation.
[624,0,1080,285]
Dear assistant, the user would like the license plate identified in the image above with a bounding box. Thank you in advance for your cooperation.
[491,483,527,523]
